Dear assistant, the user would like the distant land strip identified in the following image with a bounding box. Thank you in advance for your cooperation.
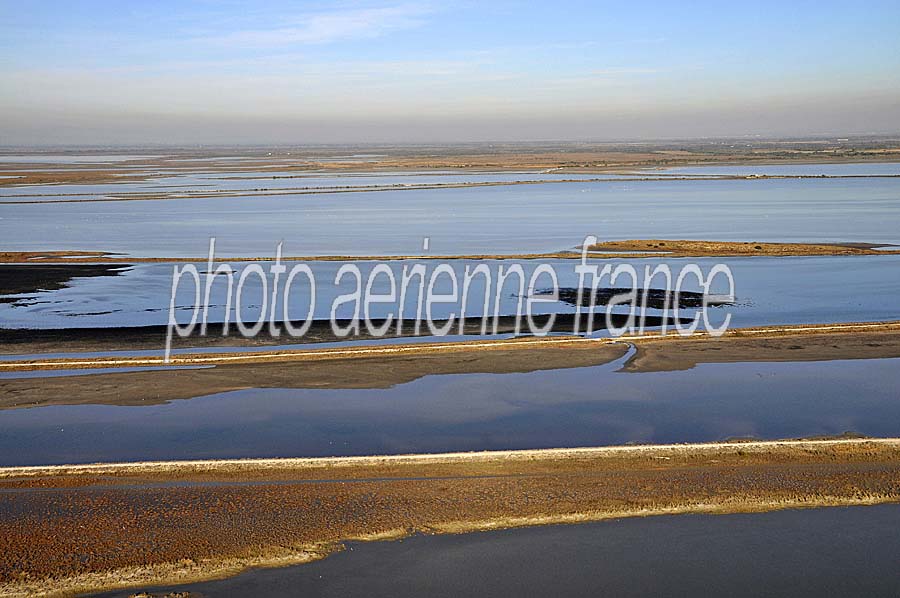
[2,319,899,372]
[2,172,900,203]
[0,239,894,264]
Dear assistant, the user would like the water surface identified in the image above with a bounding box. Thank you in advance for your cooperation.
[2,176,898,256]
[90,504,900,598]
[2,255,897,330]
[2,356,899,465]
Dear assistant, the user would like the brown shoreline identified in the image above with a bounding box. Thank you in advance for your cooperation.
[622,326,900,372]
[0,239,891,264]
[1,438,899,597]
[586,239,889,257]
[2,319,899,370]
[4,173,900,205]
[2,321,900,410]
[3,140,899,187]
[0,338,629,410]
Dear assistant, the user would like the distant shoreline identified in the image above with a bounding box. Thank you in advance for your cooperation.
[2,143,898,188]
[2,173,900,203]
[0,239,893,263]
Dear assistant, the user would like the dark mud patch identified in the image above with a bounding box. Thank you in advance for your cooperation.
[0,264,130,301]
[544,287,734,310]
[0,312,687,354]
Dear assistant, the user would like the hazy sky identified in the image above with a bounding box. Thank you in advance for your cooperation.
[2,1,899,145]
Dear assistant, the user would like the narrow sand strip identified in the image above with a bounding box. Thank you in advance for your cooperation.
[2,320,898,372]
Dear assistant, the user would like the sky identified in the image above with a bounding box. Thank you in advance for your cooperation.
[1,0,899,145]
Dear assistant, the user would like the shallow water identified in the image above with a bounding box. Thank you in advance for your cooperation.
[660,162,900,176]
[0,171,639,200]
[89,504,900,598]
[4,162,895,201]
[2,255,897,330]
[2,356,899,466]
[0,154,162,164]
[2,175,899,256]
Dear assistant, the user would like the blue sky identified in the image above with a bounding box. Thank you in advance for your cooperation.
[1,1,899,144]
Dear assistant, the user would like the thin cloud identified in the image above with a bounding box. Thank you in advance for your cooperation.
[207,4,434,47]
[591,67,660,76]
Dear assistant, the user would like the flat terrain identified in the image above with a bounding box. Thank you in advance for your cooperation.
[88,505,900,598]
[1,438,899,597]
[2,145,899,596]
[3,138,900,187]
[586,239,889,257]
[0,338,628,409]
[0,239,890,263]
[0,313,674,355]
[2,321,900,409]
[623,325,900,371]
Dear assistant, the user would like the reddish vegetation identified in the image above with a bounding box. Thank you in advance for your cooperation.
[1,440,899,595]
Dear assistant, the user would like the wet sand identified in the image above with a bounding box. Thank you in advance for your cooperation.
[623,326,900,372]
[2,321,900,412]
[1,438,899,597]
[3,139,899,187]
[2,151,899,596]
[0,313,680,356]
[89,504,900,598]
[0,239,890,263]
[6,173,900,205]
[586,238,889,257]
[2,319,899,370]
[0,339,629,409]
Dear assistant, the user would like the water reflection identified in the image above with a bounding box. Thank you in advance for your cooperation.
[1,356,898,465]
[2,176,899,256]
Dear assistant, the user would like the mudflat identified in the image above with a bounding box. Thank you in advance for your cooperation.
[0,339,628,409]
[0,313,681,356]
[0,239,891,263]
[586,238,889,257]
[1,438,899,597]
[2,321,900,409]
[3,139,900,187]
[621,322,900,372]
